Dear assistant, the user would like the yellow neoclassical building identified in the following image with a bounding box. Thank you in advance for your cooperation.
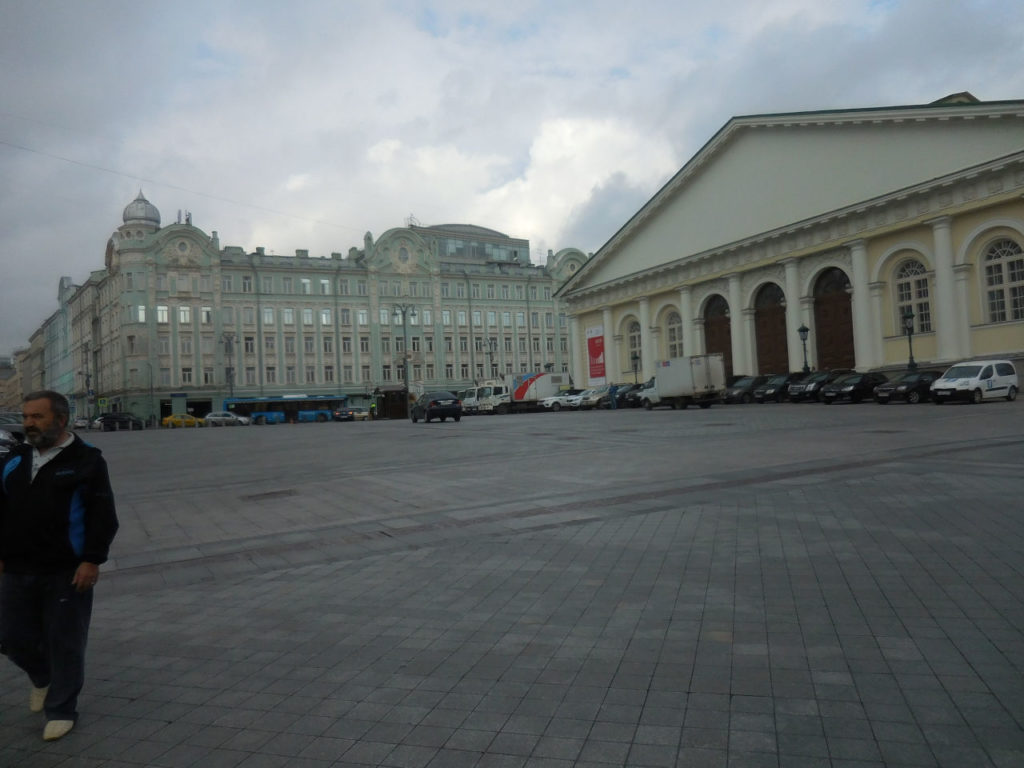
[558,93,1024,386]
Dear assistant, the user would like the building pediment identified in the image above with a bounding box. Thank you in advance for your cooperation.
[563,99,1024,296]
[370,228,436,275]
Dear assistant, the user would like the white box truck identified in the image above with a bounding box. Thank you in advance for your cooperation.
[640,353,726,410]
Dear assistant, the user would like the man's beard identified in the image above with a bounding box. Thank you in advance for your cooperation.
[25,424,62,450]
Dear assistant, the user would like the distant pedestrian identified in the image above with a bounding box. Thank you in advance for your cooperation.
[0,390,119,742]
[369,402,377,420]
[608,384,618,409]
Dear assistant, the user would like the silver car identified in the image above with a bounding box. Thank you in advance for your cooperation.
[204,411,251,426]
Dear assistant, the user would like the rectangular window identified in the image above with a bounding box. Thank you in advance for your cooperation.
[445,363,453,379]
[411,336,421,352]
[380,308,390,325]
[200,276,211,292]
[422,308,431,326]
[340,308,351,325]
[157,274,167,291]
[324,365,334,382]
[342,337,352,353]
[136,306,146,323]
[157,306,169,324]
[516,312,526,327]
[442,310,452,326]
[302,308,314,325]
[426,336,434,353]
[283,277,293,294]
[245,367,256,385]
[286,365,296,384]
[263,307,274,325]
[244,336,255,354]
[181,336,193,355]
[243,307,256,325]
[441,283,450,298]
[203,367,215,385]
[181,367,193,384]
[445,336,453,352]
[472,310,481,327]
[201,306,212,324]
[357,280,367,296]
[381,337,391,354]
[323,336,334,354]
[158,335,170,355]
[304,336,315,354]
[471,283,480,299]
[222,306,234,325]
[456,283,466,299]
[285,336,296,354]
[305,365,316,383]
[382,364,392,381]
[501,285,510,299]
[221,275,233,292]
[262,276,273,293]
[160,368,171,386]
[264,336,275,353]
[488,311,497,327]
[357,309,368,325]
[126,335,136,354]
[460,363,469,378]
[338,278,349,295]
[343,365,353,382]
[265,366,276,384]
[503,311,511,327]
[320,308,331,326]
[458,311,467,326]
[320,279,330,295]
[361,365,370,382]
[283,308,294,325]
[360,336,370,353]
[459,336,468,352]
[426,364,434,380]
[242,275,253,293]
[487,284,495,299]
[301,278,311,295]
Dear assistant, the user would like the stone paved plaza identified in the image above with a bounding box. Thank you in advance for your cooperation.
[1,400,1023,767]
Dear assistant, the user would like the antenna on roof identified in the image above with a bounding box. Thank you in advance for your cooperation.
[405,213,421,228]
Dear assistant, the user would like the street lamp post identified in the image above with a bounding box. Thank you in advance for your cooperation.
[631,352,639,385]
[393,303,417,395]
[902,307,918,371]
[797,324,810,374]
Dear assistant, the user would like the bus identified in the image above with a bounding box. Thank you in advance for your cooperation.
[223,394,348,424]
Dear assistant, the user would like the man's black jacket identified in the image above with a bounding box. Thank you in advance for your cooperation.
[0,435,119,574]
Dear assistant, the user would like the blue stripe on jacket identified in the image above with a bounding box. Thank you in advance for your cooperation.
[68,486,86,558]
[2,455,22,492]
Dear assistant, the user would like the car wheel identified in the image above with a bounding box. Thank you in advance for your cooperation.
[411,412,419,423]
[825,398,834,405]
[454,415,461,422]
[440,416,447,422]
[907,391,921,404]
[551,402,561,412]
[1007,386,1017,402]
[874,397,885,404]
[255,416,266,425]
[698,402,712,409]
[741,393,752,404]
[316,413,328,423]
[971,388,983,404]
[643,399,652,410]
[934,398,943,405]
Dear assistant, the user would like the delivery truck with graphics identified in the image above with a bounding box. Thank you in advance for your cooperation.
[639,353,726,410]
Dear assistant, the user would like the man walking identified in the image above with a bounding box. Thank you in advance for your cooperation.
[0,391,119,741]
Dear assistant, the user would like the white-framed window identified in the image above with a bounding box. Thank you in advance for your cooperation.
[283,277,293,294]
[301,278,311,295]
[320,279,330,295]
[181,367,193,384]
[178,306,191,324]
[320,308,331,326]
[629,321,641,368]
[302,308,314,326]
[242,275,253,293]
[442,310,451,326]
[283,308,294,325]
[357,310,369,326]
[243,307,256,325]
[666,312,683,357]
[262,276,273,293]
[157,305,169,324]
[458,310,467,326]
[265,366,276,384]
[304,336,315,353]
[181,336,192,355]
[380,308,390,325]
[201,306,212,324]
[263,307,274,325]
[895,259,932,333]
[984,238,1024,322]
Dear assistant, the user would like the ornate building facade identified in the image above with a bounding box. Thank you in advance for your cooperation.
[21,194,588,421]
[558,94,1024,385]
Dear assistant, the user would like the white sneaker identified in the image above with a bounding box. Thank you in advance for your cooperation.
[43,719,74,741]
[29,685,48,713]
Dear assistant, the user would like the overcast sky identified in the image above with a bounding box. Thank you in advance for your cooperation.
[2,0,1023,356]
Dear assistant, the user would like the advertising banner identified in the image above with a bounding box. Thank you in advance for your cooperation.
[586,325,606,385]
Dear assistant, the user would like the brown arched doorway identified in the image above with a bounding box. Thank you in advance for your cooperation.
[754,283,788,374]
[703,294,733,379]
[813,268,855,370]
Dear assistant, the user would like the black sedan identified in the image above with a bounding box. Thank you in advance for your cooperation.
[92,412,145,431]
[873,370,942,404]
[411,391,463,423]
[0,427,22,460]
[753,373,806,403]
[786,369,855,402]
[722,375,770,404]
[821,372,888,404]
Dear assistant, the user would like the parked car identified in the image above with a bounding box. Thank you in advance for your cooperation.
[0,427,22,459]
[753,373,806,403]
[722,375,771,404]
[0,413,25,442]
[93,412,145,431]
[577,385,611,410]
[540,391,581,411]
[931,359,1018,404]
[624,378,655,408]
[786,369,855,402]
[161,413,205,428]
[821,372,889,404]
[73,416,92,429]
[410,391,463,423]
[204,411,251,426]
[873,370,942,404]
[333,405,369,422]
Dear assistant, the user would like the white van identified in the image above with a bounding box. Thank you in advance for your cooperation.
[930,359,1018,404]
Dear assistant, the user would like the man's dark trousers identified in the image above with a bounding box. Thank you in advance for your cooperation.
[0,570,93,720]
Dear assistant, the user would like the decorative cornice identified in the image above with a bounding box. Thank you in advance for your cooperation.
[564,151,1024,311]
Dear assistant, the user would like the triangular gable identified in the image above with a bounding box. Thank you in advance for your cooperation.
[563,98,1024,294]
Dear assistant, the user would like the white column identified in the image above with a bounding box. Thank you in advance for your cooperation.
[727,274,746,375]
[638,296,652,380]
[847,240,875,369]
[929,217,960,362]
[742,308,758,373]
[679,286,695,356]
[953,264,972,357]
[569,315,585,387]
[783,259,802,372]
[869,282,885,363]
[801,296,816,370]
[692,318,706,355]
[602,307,614,384]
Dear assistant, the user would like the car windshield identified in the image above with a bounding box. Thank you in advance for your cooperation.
[804,372,830,383]
[942,365,982,378]
[766,375,788,386]
[731,377,755,388]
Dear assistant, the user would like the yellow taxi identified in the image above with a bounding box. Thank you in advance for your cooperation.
[161,413,206,428]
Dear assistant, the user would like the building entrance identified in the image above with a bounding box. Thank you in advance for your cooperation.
[813,268,855,370]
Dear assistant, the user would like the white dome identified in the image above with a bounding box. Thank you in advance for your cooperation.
[122,191,160,228]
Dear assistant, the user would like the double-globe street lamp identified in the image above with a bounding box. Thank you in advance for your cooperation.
[902,307,918,371]
[393,303,417,395]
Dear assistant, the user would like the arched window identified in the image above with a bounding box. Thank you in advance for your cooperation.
[666,312,683,357]
[984,239,1024,322]
[628,321,641,368]
[895,259,931,332]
